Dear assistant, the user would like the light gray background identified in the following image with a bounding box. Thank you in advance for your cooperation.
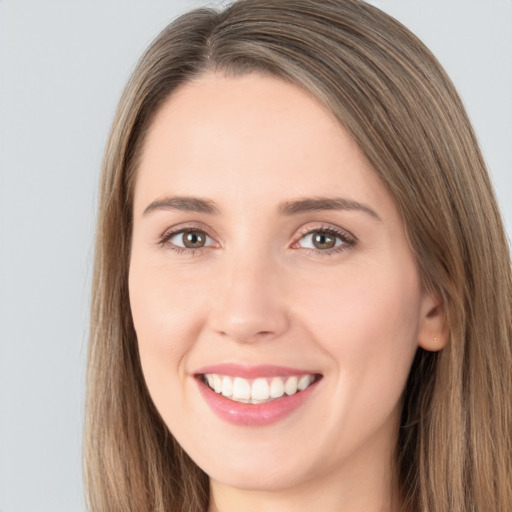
[0,1,510,511]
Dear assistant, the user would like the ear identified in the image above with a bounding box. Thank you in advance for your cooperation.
[417,290,448,352]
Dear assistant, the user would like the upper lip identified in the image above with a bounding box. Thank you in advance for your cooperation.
[194,363,321,379]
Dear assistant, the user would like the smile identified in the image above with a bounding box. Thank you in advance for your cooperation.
[202,373,317,404]
[194,365,322,426]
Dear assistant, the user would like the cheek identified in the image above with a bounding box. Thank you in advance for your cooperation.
[129,249,212,341]
[128,255,210,411]
[298,258,421,338]
[294,260,422,413]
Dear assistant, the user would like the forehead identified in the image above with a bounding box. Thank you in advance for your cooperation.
[142,71,347,161]
[134,72,393,220]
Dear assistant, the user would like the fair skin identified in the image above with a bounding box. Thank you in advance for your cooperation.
[129,72,445,512]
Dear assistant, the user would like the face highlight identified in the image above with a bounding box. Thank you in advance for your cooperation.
[128,72,442,504]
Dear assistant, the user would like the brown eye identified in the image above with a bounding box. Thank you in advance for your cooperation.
[296,228,352,252]
[182,230,206,248]
[167,229,213,250]
[312,231,337,250]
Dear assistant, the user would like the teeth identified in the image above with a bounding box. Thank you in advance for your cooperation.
[298,374,313,391]
[284,376,298,395]
[251,378,270,400]
[221,376,233,397]
[212,374,222,393]
[203,373,316,403]
[270,377,285,398]
[233,377,251,400]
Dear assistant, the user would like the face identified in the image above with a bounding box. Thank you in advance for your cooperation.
[129,72,440,494]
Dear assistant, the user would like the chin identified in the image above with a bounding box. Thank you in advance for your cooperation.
[185,435,325,493]
[206,461,313,492]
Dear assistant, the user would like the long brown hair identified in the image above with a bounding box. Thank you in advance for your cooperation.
[84,1,512,510]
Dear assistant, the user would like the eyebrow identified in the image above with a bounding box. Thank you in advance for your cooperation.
[142,195,381,221]
[143,196,219,216]
[279,197,381,221]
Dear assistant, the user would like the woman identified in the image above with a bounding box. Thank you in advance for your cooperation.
[84,0,512,511]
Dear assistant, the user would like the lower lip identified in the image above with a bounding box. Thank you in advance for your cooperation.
[195,376,320,426]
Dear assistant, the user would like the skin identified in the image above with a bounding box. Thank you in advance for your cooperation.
[129,72,445,512]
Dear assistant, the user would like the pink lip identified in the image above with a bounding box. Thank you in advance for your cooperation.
[193,364,322,427]
[194,363,318,379]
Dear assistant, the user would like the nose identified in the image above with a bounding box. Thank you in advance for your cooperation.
[207,251,290,344]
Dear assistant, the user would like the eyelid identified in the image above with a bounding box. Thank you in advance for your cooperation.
[168,230,215,248]
[158,223,219,253]
[157,221,356,256]
[291,223,357,253]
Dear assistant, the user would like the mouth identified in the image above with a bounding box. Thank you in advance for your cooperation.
[200,373,320,404]
[193,365,322,426]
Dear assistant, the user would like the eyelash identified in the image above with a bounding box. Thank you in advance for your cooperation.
[158,224,213,256]
[292,225,356,256]
[158,224,356,256]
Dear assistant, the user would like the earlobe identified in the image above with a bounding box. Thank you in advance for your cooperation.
[417,293,448,352]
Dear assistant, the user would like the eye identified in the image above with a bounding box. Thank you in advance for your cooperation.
[294,226,355,253]
[301,231,340,250]
[162,228,215,252]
